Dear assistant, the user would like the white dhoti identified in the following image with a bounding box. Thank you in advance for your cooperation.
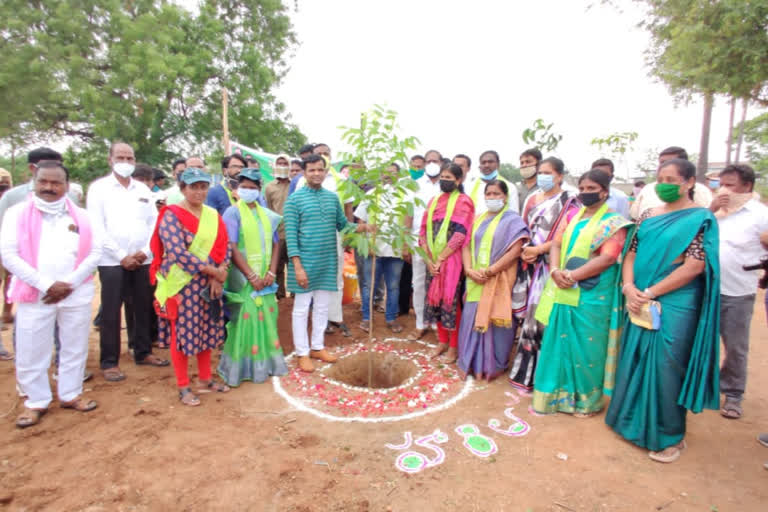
[327,233,344,324]
[15,301,91,410]
[411,253,427,330]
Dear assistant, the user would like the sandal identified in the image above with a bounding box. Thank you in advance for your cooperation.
[16,407,47,428]
[387,322,404,333]
[440,348,458,364]
[429,343,448,359]
[136,354,170,367]
[359,320,371,333]
[649,440,686,463]
[196,380,230,394]
[721,399,742,419]
[179,387,200,406]
[325,324,337,334]
[337,322,351,337]
[102,367,126,382]
[60,396,98,412]
[407,328,430,341]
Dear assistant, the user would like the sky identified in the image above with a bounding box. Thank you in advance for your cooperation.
[273,0,755,180]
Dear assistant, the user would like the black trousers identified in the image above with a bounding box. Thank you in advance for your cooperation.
[98,265,154,368]
[399,260,413,316]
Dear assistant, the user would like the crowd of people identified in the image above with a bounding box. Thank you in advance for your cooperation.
[0,141,767,467]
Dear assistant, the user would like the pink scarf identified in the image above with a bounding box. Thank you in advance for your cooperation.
[10,197,93,303]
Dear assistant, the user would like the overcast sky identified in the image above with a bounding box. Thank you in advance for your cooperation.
[274,0,755,179]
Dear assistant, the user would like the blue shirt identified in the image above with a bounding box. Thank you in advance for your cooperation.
[205,184,266,216]
[607,187,630,219]
[288,174,304,196]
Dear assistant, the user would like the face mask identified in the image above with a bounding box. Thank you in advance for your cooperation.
[113,162,135,178]
[520,165,537,179]
[481,170,498,181]
[0,184,10,193]
[655,182,683,203]
[439,179,457,193]
[578,191,603,207]
[409,168,425,180]
[273,166,290,179]
[708,179,720,189]
[425,162,441,177]
[238,188,261,204]
[485,198,505,212]
[34,195,67,215]
[537,173,555,192]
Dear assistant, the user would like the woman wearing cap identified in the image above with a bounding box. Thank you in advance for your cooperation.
[151,168,231,406]
[531,169,631,417]
[218,168,287,386]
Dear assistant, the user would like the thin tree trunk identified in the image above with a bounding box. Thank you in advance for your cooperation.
[726,96,736,165]
[368,251,376,388]
[697,93,714,182]
[735,99,748,163]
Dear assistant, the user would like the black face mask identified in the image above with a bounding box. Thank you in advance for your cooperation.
[0,185,10,193]
[439,179,457,193]
[578,191,603,207]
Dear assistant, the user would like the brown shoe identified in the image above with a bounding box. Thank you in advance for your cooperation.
[298,356,315,373]
[310,349,338,363]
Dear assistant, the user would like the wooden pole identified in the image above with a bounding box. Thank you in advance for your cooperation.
[735,98,748,163]
[222,88,230,155]
[726,96,735,166]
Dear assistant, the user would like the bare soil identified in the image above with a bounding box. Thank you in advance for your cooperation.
[0,291,766,511]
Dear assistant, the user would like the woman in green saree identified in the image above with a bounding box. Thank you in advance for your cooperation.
[218,169,288,386]
[605,158,720,463]
[532,170,632,416]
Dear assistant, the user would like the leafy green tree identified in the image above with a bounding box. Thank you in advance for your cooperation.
[0,0,305,169]
[590,131,638,159]
[522,119,562,152]
[734,113,768,176]
[338,106,420,385]
[499,163,521,183]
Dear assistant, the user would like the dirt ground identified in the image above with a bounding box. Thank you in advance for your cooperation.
[0,289,766,512]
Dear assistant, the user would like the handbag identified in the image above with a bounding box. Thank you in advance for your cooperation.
[628,300,661,330]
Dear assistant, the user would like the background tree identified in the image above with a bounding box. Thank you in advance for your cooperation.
[522,119,563,153]
[590,131,638,179]
[499,162,521,183]
[734,113,768,176]
[0,0,305,181]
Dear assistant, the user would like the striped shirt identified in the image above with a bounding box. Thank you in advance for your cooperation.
[284,186,355,292]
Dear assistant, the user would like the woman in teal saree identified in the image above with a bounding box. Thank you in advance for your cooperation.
[605,158,720,463]
[532,170,632,416]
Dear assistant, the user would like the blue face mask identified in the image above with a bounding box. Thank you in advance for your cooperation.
[481,170,498,181]
[537,173,555,191]
[709,179,720,189]
[238,188,261,204]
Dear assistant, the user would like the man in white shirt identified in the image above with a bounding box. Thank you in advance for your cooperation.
[1,162,101,428]
[406,150,442,339]
[630,146,713,218]
[87,142,168,382]
[591,158,630,218]
[711,164,768,420]
[467,150,519,215]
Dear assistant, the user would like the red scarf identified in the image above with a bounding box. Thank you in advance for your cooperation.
[149,205,228,285]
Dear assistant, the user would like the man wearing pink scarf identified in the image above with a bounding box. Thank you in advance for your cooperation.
[0,162,102,428]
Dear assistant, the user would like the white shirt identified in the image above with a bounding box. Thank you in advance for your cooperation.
[412,176,441,235]
[630,181,713,219]
[718,199,768,296]
[0,201,102,306]
[467,176,520,215]
[87,173,158,266]
[354,188,408,258]
[607,187,630,218]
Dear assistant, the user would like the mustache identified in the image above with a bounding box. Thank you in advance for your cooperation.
[40,190,57,196]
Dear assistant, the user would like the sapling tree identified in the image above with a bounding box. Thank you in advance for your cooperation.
[337,105,421,386]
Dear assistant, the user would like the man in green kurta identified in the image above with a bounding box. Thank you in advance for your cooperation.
[284,154,372,372]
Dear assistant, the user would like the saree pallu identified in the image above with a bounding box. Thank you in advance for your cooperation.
[509,191,579,390]
[605,208,720,452]
[458,212,529,380]
[532,212,631,414]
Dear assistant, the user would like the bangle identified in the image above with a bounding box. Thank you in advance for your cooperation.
[246,272,257,280]
[622,283,632,294]
[267,271,276,278]
[644,287,656,299]
[550,268,559,277]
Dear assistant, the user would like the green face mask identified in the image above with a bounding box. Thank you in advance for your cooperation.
[655,182,682,203]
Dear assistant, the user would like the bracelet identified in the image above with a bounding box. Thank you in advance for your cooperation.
[565,270,574,281]
[621,283,632,294]
[267,271,276,278]
[246,272,257,280]
[644,287,656,299]
[550,268,560,277]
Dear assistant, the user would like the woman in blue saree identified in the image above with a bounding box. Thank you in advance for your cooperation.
[458,180,529,381]
[532,170,632,416]
[605,158,720,463]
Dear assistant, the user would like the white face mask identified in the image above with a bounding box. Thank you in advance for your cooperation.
[425,162,441,177]
[113,162,135,178]
[34,195,67,216]
[485,198,505,213]
[273,166,290,179]
[520,165,537,179]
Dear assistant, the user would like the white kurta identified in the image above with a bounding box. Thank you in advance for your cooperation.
[0,201,102,409]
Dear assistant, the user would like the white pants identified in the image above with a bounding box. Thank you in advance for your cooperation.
[16,301,91,409]
[327,234,344,323]
[412,253,427,330]
[292,290,330,356]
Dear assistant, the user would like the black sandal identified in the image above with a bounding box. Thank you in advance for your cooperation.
[179,387,200,406]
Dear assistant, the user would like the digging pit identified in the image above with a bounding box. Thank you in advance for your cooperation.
[323,352,418,389]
